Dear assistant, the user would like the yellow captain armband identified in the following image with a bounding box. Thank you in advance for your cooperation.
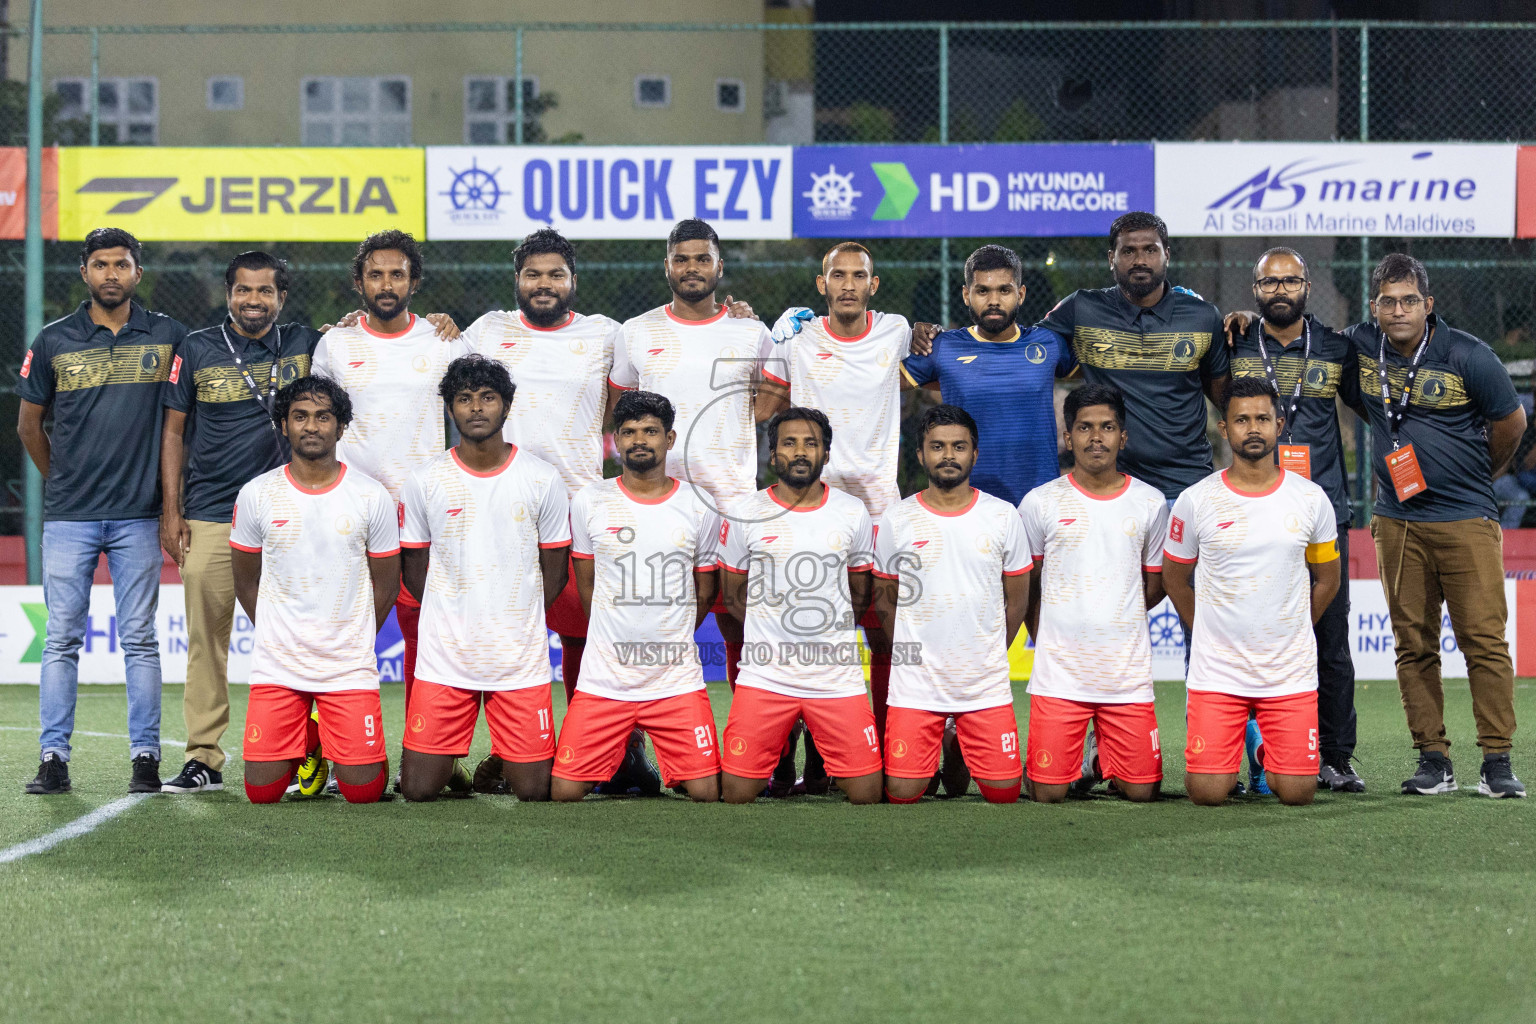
[1305,539,1340,564]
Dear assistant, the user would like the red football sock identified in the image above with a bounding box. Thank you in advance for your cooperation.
[978,779,1022,804]
[724,641,743,691]
[885,788,921,804]
[336,766,387,804]
[244,775,288,804]
[869,655,891,739]
[397,594,420,710]
[561,640,583,703]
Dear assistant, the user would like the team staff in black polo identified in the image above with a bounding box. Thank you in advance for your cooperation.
[1229,248,1365,793]
[18,227,187,796]
[158,251,461,795]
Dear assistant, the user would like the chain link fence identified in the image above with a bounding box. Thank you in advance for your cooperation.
[3,18,1536,534]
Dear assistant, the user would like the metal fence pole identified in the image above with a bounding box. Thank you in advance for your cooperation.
[513,26,524,145]
[24,0,45,583]
[937,24,950,327]
[1355,23,1371,526]
[89,25,99,145]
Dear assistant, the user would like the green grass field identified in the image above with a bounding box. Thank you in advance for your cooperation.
[0,680,1531,1024]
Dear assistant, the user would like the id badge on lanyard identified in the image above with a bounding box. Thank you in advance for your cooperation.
[1377,323,1431,502]
[1258,319,1311,478]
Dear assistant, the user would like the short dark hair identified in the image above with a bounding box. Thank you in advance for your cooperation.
[917,403,979,447]
[352,229,423,282]
[513,227,576,276]
[964,244,1022,285]
[1063,383,1126,429]
[667,218,719,251]
[1371,252,1430,299]
[1220,374,1281,419]
[766,406,833,450]
[613,390,675,433]
[821,241,872,274]
[225,250,290,293]
[438,354,515,406]
[1108,211,1168,252]
[81,227,142,267]
[1253,246,1308,280]
[273,374,353,431]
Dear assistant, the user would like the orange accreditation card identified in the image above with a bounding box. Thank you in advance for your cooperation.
[1277,444,1311,480]
[1385,444,1428,502]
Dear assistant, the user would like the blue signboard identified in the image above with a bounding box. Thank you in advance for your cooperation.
[791,143,1155,238]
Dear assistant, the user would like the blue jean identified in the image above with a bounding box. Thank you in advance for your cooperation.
[40,518,163,762]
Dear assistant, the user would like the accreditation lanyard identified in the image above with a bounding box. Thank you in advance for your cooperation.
[220,323,281,436]
[1376,321,1431,450]
[1255,318,1310,443]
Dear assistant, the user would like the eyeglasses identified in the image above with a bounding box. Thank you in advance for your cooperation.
[1254,276,1308,292]
[1374,295,1424,312]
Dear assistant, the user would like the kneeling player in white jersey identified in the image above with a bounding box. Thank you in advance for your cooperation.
[398,356,571,802]
[874,405,1032,804]
[1018,383,1169,803]
[552,391,724,802]
[1163,377,1341,807]
[718,407,883,804]
[231,376,400,804]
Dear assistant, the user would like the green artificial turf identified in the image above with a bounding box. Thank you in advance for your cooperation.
[0,680,1531,1024]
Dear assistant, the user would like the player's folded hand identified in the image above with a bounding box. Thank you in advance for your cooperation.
[772,307,815,344]
[911,322,940,356]
[1223,310,1256,347]
[725,295,759,321]
[425,312,461,340]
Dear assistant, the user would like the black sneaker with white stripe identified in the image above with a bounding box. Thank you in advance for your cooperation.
[1401,751,1457,795]
[162,758,223,794]
[1478,754,1527,799]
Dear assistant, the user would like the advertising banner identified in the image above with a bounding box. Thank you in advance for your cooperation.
[1155,142,1517,238]
[1515,146,1536,238]
[0,147,58,240]
[791,143,1154,238]
[57,147,426,240]
[426,146,793,240]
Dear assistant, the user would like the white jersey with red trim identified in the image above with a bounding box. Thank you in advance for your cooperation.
[873,488,1030,712]
[229,464,399,694]
[1018,473,1169,703]
[400,446,571,692]
[718,484,874,699]
[569,476,722,701]
[1164,468,1339,699]
[611,305,774,513]
[463,309,618,498]
[769,310,910,517]
[311,313,470,502]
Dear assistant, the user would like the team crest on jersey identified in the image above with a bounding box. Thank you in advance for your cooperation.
[410,714,426,733]
[1025,343,1047,364]
[876,351,891,368]
[246,724,262,742]
[891,739,908,759]
[670,526,689,548]
[557,746,575,764]
[411,355,430,374]
[1190,735,1206,755]
[569,338,587,354]
[729,737,747,756]
[511,502,528,523]
[826,531,845,551]
[1169,516,1184,543]
[1036,750,1052,769]
[1122,516,1139,536]
[1284,513,1301,533]
[334,514,355,536]
[974,534,992,554]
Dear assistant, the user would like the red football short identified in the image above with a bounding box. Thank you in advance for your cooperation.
[545,553,588,638]
[721,686,882,779]
[403,680,556,762]
[1184,689,1319,776]
[884,703,1021,780]
[553,689,721,785]
[243,685,386,766]
[1025,694,1162,785]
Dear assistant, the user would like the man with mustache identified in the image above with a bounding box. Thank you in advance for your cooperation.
[312,229,470,792]
[717,407,882,804]
[1162,377,1341,807]
[873,405,1032,804]
[552,391,724,803]
[19,227,187,796]
[397,356,570,802]
[1227,248,1364,795]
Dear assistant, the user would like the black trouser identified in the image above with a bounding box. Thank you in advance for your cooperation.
[1315,523,1357,762]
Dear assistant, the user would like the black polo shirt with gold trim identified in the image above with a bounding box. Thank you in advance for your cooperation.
[1343,314,1520,523]
[1039,283,1228,499]
[164,319,321,522]
[1232,313,1358,524]
[18,300,185,522]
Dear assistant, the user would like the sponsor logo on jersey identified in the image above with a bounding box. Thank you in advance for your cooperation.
[817,352,835,360]
[1218,520,1235,530]
[1058,518,1076,525]
[956,355,977,364]
[762,535,778,544]
[270,519,290,527]
[19,350,31,378]
[445,507,463,518]
[648,347,665,356]
[1169,516,1184,543]
[168,354,181,383]
[912,540,929,548]
[348,360,365,368]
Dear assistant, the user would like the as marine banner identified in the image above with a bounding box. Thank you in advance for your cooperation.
[57,147,426,241]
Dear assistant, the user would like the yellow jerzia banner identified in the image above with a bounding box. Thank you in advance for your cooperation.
[58,147,425,241]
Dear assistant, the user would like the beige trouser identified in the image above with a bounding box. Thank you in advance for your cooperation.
[1371,516,1517,754]
[183,519,235,771]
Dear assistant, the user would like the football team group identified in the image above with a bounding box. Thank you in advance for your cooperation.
[16,208,1528,806]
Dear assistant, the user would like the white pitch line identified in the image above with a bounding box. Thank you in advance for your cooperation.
[0,726,185,748]
[0,793,151,864]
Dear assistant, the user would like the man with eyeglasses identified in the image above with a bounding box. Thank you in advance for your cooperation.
[1229,248,1365,794]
